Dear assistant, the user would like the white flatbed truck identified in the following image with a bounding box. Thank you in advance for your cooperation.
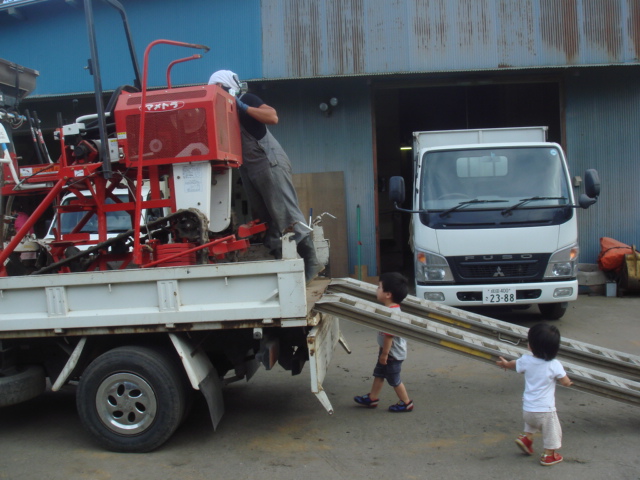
[0,237,343,452]
[0,0,343,452]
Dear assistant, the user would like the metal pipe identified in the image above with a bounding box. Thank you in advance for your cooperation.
[102,0,141,90]
[141,235,236,268]
[83,0,111,179]
[0,178,66,273]
[166,54,205,88]
[75,112,111,124]
[24,109,44,164]
[356,204,361,280]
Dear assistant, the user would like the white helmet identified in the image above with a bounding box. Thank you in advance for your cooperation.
[208,70,242,96]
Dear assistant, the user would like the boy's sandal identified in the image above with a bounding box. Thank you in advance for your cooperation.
[388,400,414,412]
[354,393,379,408]
[540,452,563,466]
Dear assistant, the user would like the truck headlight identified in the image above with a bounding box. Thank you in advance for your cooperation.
[415,249,454,283]
[544,244,579,279]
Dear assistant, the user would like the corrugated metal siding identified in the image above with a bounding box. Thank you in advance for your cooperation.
[4,0,639,92]
[258,79,376,274]
[565,67,640,263]
[263,0,640,78]
[4,0,638,273]
[0,0,262,96]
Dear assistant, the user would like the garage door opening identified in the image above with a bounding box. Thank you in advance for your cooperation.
[374,80,562,277]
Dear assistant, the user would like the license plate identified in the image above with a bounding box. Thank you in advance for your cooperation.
[483,287,516,304]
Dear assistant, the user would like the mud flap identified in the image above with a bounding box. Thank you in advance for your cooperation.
[51,336,87,391]
[169,333,224,430]
[307,314,343,414]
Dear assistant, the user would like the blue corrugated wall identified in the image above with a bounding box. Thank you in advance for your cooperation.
[565,67,640,263]
[0,0,262,95]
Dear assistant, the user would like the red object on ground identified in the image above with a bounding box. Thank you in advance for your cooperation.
[597,237,633,272]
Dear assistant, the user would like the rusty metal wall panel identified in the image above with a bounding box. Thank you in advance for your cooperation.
[565,67,640,263]
[262,0,640,79]
[255,79,378,274]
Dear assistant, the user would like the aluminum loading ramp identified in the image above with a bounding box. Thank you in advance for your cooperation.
[314,278,640,408]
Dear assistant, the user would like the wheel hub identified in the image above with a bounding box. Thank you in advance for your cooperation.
[95,373,158,435]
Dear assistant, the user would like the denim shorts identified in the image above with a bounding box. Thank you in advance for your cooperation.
[373,356,404,387]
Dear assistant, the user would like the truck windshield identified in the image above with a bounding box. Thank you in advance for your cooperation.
[57,195,133,235]
[419,146,571,214]
[419,146,572,228]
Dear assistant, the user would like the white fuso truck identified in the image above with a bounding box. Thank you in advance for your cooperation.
[390,127,600,320]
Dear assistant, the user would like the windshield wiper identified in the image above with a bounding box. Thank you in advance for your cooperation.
[439,199,508,217]
[501,196,568,216]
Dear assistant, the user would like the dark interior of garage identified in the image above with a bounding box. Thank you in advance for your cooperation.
[375,79,562,277]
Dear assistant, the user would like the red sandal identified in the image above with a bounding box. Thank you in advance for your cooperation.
[515,434,534,455]
[540,452,563,466]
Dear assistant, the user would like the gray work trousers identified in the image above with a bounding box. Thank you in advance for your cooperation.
[239,126,308,251]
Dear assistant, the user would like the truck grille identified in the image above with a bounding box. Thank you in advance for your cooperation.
[450,253,550,283]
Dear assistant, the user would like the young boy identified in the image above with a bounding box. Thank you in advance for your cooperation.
[496,323,573,466]
[354,272,413,412]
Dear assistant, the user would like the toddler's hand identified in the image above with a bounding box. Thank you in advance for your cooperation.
[496,356,508,370]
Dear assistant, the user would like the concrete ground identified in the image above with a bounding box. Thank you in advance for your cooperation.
[0,292,639,480]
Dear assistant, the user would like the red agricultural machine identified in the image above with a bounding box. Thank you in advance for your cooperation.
[0,1,264,277]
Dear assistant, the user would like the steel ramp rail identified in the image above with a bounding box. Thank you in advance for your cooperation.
[328,278,640,379]
[314,291,640,407]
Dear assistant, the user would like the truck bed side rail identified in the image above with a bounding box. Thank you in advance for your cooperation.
[0,260,307,338]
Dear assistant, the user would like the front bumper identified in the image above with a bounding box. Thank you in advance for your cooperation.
[416,279,578,306]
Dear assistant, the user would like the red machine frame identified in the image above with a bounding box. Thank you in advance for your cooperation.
[0,39,260,277]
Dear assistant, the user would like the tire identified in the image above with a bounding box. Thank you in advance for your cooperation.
[76,346,187,453]
[0,365,46,407]
[538,302,567,320]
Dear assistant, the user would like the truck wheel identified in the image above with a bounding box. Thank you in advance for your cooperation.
[538,303,567,320]
[0,365,46,407]
[76,346,187,452]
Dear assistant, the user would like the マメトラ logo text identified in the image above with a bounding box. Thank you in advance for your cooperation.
[142,101,185,112]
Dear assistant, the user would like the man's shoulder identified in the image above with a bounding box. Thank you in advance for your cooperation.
[241,92,264,107]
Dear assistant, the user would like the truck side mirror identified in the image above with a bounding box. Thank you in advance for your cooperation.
[579,169,600,209]
[583,169,600,198]
[389,176,405,205]
[578,194,597,208]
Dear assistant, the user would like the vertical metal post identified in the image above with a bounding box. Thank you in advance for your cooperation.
[83,0,111,179]
[83,0,142,179]
[103,0,141,90]
[357,204,362,280]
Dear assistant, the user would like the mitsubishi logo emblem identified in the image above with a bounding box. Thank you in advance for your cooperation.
[493,266,505,277]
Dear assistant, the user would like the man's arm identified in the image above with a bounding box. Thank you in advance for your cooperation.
[237,96,278,125]
[247,103,278,125]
